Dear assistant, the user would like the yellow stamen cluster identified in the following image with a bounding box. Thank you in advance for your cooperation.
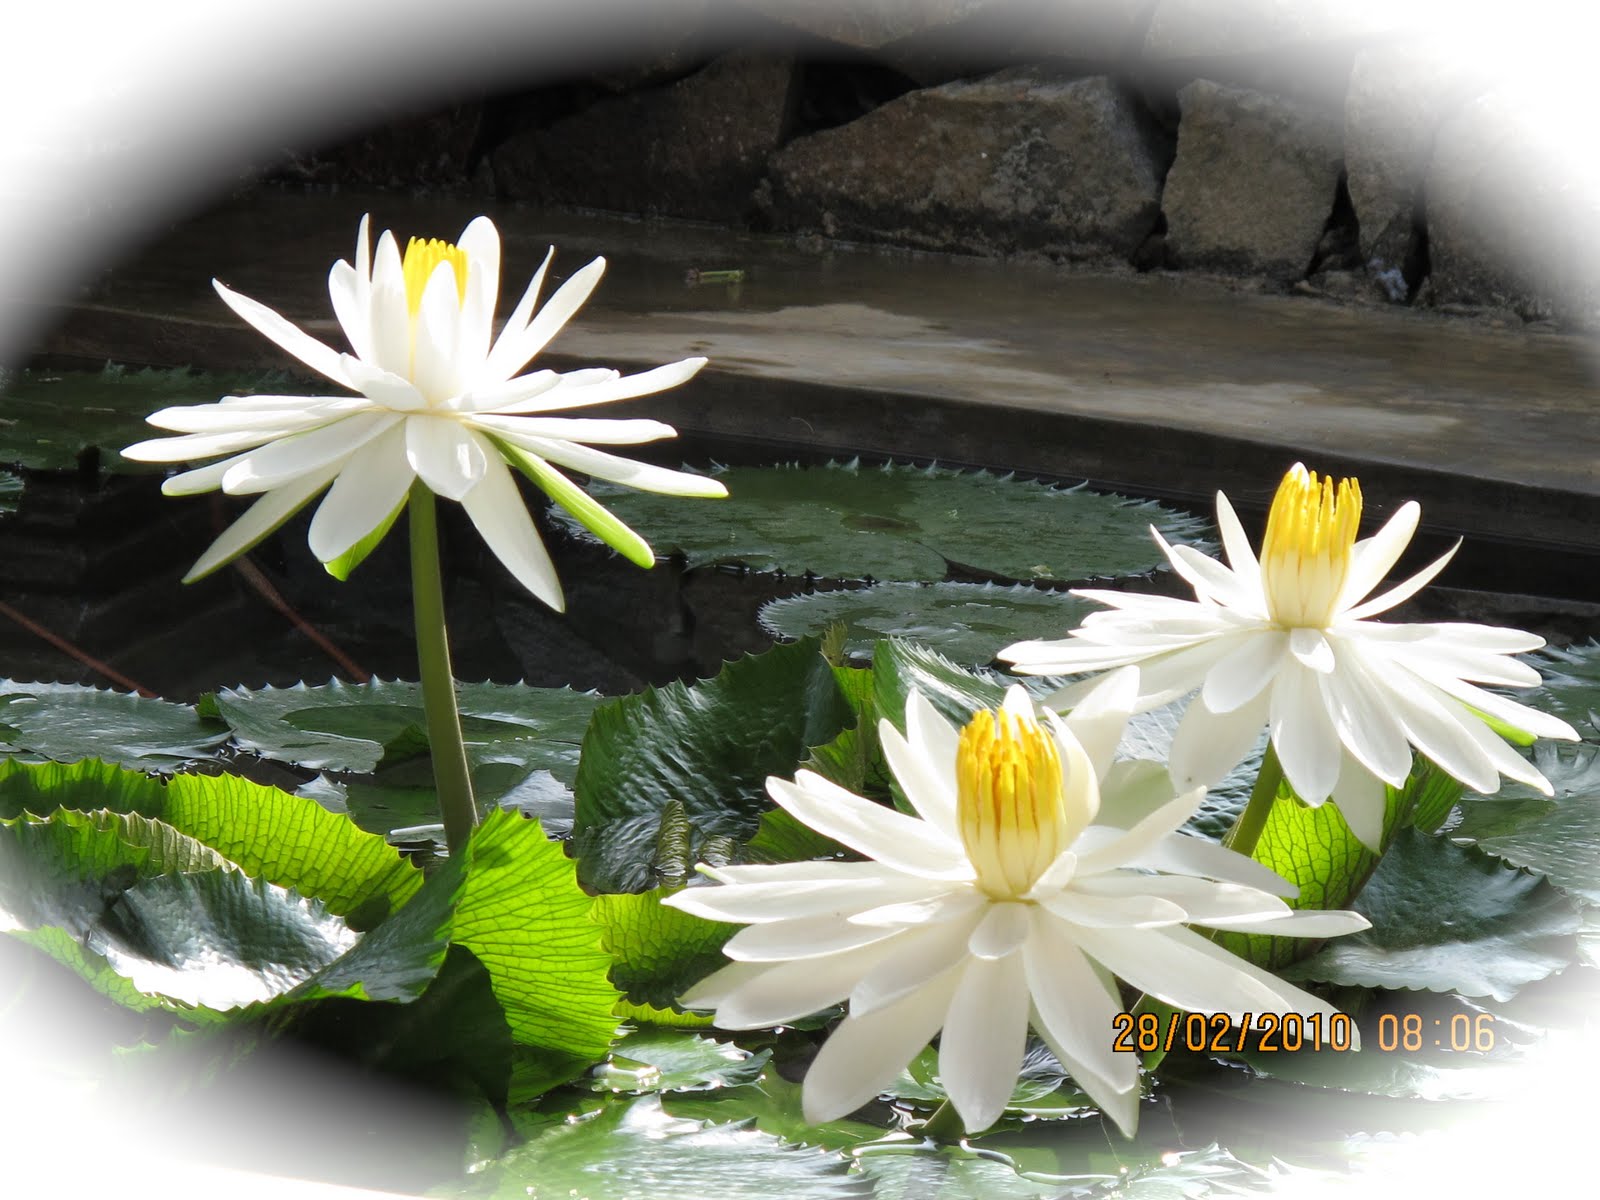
[956,707,1067,899]
[1261,463,1362,628]
[402,236,469,316]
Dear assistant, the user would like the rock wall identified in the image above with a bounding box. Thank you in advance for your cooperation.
[275,0,1598,327]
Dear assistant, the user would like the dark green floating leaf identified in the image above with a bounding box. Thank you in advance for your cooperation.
[1520,640,1600,737]
[759,582,1097,666]
[663,1072,882,1153]
[0,680,227,770]
[0,365,323,472]
[590,1029,769,1094]
[1450,741,1600,904]
[557,461,1210,583]
[1288,829,1581,1001]
[872,638,1007,734]
[572,639,855,893]
[0,808,355,1011]
[460,1094,864,1200]
[205,677,600,779]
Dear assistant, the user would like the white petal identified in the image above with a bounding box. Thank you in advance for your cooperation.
[496,434,728,498]
[1133,925,1351,1026]
[1072,924,1291,1018]
[1289,627,1336,673]
[1269,664,1342,803]
[967,902,1032,959]
[876,720,960,841]
[306,421,414,561]
[1040,890,1187,928]
[454,369,565,414]
[1158,533,1267,616]
[328,259,372,362]
[848,910,986,1016]
[368,229,410,378]
[458,454,563,610]
[212,280,351,388]
[1214,490,1260,577]
[723,914,903,962]
[1134,833,1299,898]
[710,944,896,1029]
[492,356,707,415]
[124,428,296,463]
[1169,691,1271,792]
[1073,790,1206,875]
[472,416,678,445]
[411,259,465,401]
[220,411,403,495]
[456,215,501,371]
[405,416,489,502]
[484,255,606,380]
[161,452,249,496]
[181,461,342,582]
[701,860,914,886]
[848,887,986,930]
[1078,872,1290,925]
[1209,908,1371,937]
[481,246,554,385]
[666,873,942,924]
[802,965,963,1124]
[144,398,365,434]
[1318,644,1415,786]
[340,354,428,411]
[1024,910,1136,1103]
[1329,755,1390,851]
[903,690,961,834]
[1059,666,1137,779]
[1341,540,1459,621]
[767,774,971,880]
[938,953,1030,1133]
[1336,500,1420,612]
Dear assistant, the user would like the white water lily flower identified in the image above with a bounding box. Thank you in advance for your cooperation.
[1000,464,1578,850]
[122,214,725,611]
[665,675,1368,1137]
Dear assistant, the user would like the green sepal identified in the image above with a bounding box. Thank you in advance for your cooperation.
[322,492,409,580]
[495,438,655,568]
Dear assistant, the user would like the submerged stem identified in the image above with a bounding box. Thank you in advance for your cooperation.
[1224,741,1285,860]
[409,481,477,855]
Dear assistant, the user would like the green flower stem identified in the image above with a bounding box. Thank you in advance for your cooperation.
[1223,741,1285,860]
[917,1100,967,1144]
[409,481,477,855]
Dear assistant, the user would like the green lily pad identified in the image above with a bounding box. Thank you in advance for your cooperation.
[1449,741,1600,904]
[1288,829,1582,1001]
[458,1094,863,1200]
[664,1071,883,1152]
[1520,640,1600,737]
[452,810,621,1060]
[0,757,422,926]
[0,365,327,473]
[888,1043,1091,1116]
[557,461,1210,583]
[759,582,1097,666]
[872,638,1009,734]
[0,808,355,1011]
[590,1029,769,1094]
[571,639,856,893]
[591,887,735,1011]
[204,678,600,779]
[0,680,228,770]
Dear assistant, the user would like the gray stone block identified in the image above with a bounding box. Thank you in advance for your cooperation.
[492,51,795,222]
[769,69,1168,260]
[1163,79,1343,281]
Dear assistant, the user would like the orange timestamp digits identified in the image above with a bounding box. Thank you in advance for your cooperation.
[1111,1011,1356,1054]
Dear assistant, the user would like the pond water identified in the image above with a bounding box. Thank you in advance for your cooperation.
[3,191,1599,1199]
